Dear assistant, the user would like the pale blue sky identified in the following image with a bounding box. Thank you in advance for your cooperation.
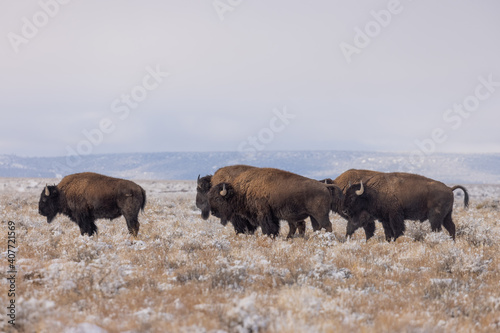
[1,0,499,157]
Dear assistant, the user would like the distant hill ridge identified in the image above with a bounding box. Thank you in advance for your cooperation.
[0,151,499,184]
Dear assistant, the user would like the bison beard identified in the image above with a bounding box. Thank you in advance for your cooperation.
[327,169,383,240]
[38,173,146,237]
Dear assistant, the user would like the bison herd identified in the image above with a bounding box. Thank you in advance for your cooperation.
[38,167,469,242]
[196,165,469,242]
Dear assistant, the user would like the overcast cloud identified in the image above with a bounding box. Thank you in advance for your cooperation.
[1,0,499,157]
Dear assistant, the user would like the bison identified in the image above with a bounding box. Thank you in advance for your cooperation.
[196,165,260,235]
[197,165,310,236]
[207,167,342,238]
[38,172,146,237]
[327,169,384,240]
[342,172,469,241]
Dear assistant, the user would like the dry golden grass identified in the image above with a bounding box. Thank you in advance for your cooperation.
[1,179,499,332]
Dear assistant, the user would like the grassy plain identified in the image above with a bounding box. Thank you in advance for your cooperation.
[1,178,499,332]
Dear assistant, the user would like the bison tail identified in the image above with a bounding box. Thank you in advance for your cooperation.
[140,187,147,212]
[451,185,469,209]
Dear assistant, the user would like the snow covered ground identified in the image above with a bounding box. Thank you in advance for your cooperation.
[1,178,499,332]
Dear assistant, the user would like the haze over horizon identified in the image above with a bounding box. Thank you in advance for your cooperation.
[2,1,500,158]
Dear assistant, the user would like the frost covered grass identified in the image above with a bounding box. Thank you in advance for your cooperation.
[1,178,499,332]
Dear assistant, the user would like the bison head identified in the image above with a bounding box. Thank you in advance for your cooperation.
[196,175,212,220]
[325,183,344,214]
[38,185,60,223]
[207,182,235,226]
[318,178,334,184]
[343,181,372,230]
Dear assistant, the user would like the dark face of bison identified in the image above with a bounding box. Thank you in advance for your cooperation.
[207,183,235,226]
[343,182,371,229]
[196,175,212,220]
[38,185,60,223]
[346,210,373,236]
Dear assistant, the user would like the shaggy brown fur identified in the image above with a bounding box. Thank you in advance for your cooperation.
[197,165,308,236]
[38,172,146,237]
[331,169,384,240]
[208,168,341,238]
[343,172,469,241]
[197,165,259,234]
[197,165,257,220]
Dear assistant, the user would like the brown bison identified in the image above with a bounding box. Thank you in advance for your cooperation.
[38,172,146,237]
[342,172,469,241]
[196,165,259,235]
[197,165,309,236]
[327,169,384,240]
[207,167,342,238]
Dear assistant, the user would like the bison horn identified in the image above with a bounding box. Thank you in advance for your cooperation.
[220,184,227,196]
[45,185,50,196]
[355,181,364,196]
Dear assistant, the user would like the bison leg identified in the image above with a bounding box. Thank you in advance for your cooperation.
[380,220,394,242]
[245,220,258,235]
[230,215,257,235]
[286,221,297,239]
[389,214,405,241]
[442,211,456,240]
[285,220,306,238]
[315,214,332,233]
[260,215,280,238]
[429,219,443,233]
[362,219,376,241]
[76,216,97,237]
[73,210,97,236]
[310,217,321,231]
[428,208,447,234]
[79,222,97,236]
[297,220,306,236]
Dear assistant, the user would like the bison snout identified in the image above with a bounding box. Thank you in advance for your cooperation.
[201,210,210,220]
